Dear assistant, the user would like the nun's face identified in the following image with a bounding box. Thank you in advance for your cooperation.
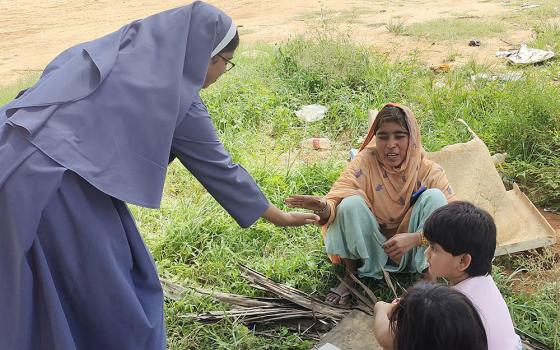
[202,51,234,88]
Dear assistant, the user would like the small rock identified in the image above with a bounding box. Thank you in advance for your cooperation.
[468,39,481,47]
[301,137,331,150]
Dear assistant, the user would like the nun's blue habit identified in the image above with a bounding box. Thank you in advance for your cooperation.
[0,2,269,349]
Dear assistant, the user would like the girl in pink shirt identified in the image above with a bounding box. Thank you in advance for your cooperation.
[423,201,522,350]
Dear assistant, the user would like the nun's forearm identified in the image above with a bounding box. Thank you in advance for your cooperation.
[261,203,288,226]
[261,203,320,227]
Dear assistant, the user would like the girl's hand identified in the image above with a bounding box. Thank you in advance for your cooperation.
[374,301,397,318]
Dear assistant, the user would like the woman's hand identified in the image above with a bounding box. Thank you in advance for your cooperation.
[284,195,326,211]
[261,203,319,227]
[383,233,421,263]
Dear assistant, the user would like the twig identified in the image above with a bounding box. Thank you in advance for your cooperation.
[457,118,478,139]
[379,263,398,299]
[348,272,378,304]
[335,275,374,312]
[239,264,349,319]
[500,38,516,47]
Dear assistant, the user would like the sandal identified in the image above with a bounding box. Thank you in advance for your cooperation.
[326,287,352,306]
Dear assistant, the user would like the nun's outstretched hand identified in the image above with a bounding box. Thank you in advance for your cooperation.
[261,203,320,227]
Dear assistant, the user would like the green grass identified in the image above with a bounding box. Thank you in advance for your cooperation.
[294,8,369,24]
[0,73,39,103]
[385,18,408,35]
[1,21,559,350]
[407,18,507,41]
[533,21,560,51]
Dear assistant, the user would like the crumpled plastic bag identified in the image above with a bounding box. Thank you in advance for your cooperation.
[497,43,555,65]
[295,104,328,122]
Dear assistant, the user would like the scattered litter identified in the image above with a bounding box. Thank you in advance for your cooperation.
[349,148,358,160]
[514,4,541,11]
[496,50,516,58]
[430,63,452,73]
[368,109,378,129]
[434,81,447,88]
[302,137,331,150]
[491,153,508,165]
[295,104,328,122]
[469,39,481,47]
[496,43,555,65]
[544,207,559,213]
[470,72,524,82]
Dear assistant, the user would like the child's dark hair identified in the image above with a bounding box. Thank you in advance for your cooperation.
[390,282,488,350]
[424,201,496,277]
[220,30,239,54]
[372,105,409,134]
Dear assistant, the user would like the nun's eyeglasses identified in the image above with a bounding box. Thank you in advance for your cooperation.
[217,54,236,71]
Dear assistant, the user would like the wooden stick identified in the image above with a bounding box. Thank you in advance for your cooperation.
[348,272,378,304]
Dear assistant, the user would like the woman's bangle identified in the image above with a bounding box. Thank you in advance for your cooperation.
[314,201,329,215]
[417,231,428,246]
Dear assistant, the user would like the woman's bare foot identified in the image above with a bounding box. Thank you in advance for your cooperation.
[325,273,355,306]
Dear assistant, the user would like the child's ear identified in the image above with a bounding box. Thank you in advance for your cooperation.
[458,254,472,272]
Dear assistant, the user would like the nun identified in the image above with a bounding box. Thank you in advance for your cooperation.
[0,2,318,349]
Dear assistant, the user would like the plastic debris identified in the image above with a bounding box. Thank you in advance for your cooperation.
[491,153,508,165]
[317,344,342,350]
[469,39,481,47]
[295,104,328,122]
[496,43,555,65]
[496,50,516,58]
[368,109,378,129]
[514,4,541,11]
[470,72,524,82]
[302,137,331,150]
[434,81,447,88]
[430,63,452,73]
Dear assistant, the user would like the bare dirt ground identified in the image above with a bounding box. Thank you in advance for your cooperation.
[0,0,539,84]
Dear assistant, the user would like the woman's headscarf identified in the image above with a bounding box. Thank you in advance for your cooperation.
[0,1,236,208]
[323,104,454,254]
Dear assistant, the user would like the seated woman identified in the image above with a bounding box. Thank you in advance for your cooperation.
[286,103,455,305]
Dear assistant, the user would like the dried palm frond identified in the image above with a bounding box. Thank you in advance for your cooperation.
[164,263,379,339]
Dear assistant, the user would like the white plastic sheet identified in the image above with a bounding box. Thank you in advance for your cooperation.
[295,104,328,122]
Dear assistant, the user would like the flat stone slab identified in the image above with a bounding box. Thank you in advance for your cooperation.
[313,310,383,350]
